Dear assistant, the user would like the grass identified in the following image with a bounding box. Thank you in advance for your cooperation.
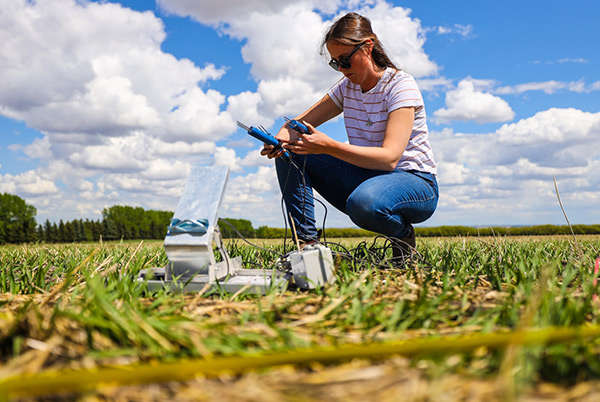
[0,236,600,400]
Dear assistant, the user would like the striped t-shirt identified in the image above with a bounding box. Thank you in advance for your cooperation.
[327,68,437,174]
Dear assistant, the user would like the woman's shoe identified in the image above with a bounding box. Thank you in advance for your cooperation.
[391,226,415,267]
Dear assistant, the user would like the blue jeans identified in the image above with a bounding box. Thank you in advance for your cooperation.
[275,154,439,241]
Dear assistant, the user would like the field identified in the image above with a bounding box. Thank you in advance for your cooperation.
[1,236,600,401]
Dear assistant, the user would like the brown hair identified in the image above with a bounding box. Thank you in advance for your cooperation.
[321,12,398,70]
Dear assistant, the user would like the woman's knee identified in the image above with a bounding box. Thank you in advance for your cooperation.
[346,190,384,226]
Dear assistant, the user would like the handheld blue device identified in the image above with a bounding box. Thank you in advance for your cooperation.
[237,121,290,160]
[283,116,310,134]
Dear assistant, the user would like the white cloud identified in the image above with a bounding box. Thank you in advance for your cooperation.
[225,5,334,86]
[157,0,341,25]
[0,170,58,197]
[436,24,474,38]
[416,77,453,94]
[558,58,588,64]
[257,77,324,118]
[496,108,599,146]
[240,147,273,167]
[213,147,243,172]
[430,108,600,225]
[226,91,274,129]
[220,165,282,224]
[141,160,191,181]
[495,80,589,95]
[22,136,53,160]
[161,0,438,88]
[0,0,236,222]
[433,79,515,124]
[0,0,232,141]
[145,136,216,157]
[164,87,235,142]
[68,137,145,171]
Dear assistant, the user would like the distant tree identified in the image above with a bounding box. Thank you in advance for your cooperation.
[218,218,255,238]
[102,218,120,240]
[91,219,103,241]
[0,193,37,244]
[42,219,51,242]
[255,226,286,239]
[102,205,172,240]
[82,219,94,242]
[147,210,171,239]
[58,220,66,242]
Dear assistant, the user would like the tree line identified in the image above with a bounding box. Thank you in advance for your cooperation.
[0,193,172,244]
[217,219,600,239]
[1,192,600,245]
[35,206,173,243]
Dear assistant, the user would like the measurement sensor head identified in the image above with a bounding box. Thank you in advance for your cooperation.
[236,121,250,132]
[237,120,291,160]
[283,116,309,134]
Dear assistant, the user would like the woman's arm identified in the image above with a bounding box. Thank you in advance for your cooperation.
[285,107,414,171]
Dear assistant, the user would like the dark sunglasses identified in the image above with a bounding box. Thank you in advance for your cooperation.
[328,41,366,71]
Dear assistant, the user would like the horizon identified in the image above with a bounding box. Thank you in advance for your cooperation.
[26,201,593,230]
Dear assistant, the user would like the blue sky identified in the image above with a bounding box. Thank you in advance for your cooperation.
[1,0,599,229]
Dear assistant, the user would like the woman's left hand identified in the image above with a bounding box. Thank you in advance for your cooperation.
[281,121,333,155]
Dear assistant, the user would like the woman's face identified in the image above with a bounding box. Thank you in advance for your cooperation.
[326,40,379,91]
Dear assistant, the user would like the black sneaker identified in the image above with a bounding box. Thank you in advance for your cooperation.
[391,226,416,267]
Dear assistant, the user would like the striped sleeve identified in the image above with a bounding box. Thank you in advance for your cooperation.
[387,74,424,112]
[327,78,348,110]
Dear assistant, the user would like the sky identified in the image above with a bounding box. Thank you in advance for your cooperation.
[1,0,599,230]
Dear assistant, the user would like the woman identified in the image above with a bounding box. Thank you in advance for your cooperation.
[261,12,438,258]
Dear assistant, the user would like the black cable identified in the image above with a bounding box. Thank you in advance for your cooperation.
[279,155,326,251]
[276,154,435,272]
[230,129,437,274]
[218,218,284,258]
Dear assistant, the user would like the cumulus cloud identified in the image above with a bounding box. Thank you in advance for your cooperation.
[157,0,339,26]
[430,108,600,225]
[220,166,284,226]
[0,0,235,220]
[0,0,232,141]
[226,91,274,129]
[161,0,438,87]
[0,170,58,197]
[415,77,453,94]
[496,108,599,146]
[433,79,515,124]
[213,147,243,172]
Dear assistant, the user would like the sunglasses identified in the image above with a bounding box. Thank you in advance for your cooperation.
[328,41,366,71]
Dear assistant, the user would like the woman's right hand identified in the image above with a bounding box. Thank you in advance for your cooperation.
[259,123,299,159]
